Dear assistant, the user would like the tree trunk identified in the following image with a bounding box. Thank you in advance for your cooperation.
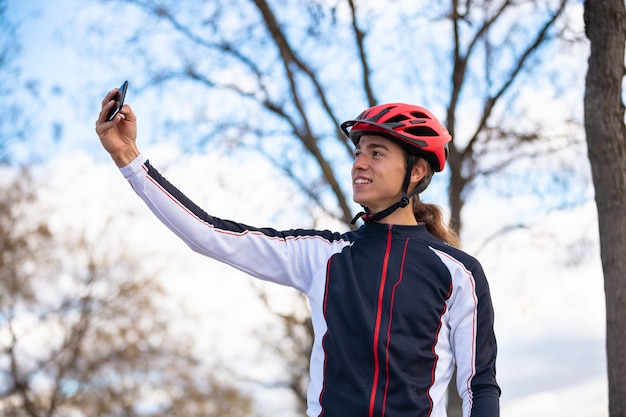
[584,1,626,416]
[447,144,467,236]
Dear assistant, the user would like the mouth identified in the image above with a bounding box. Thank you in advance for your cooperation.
[353,178,372,185]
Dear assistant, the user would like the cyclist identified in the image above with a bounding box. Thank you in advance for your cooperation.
[96,91,500,417]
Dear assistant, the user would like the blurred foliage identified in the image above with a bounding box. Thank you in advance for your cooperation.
[0,171,254,416]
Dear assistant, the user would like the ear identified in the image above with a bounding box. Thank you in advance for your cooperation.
[409,158,429,186]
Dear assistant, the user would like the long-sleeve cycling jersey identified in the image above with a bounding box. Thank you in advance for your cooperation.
[120,154,500,417]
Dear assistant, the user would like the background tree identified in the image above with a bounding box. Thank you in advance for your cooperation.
[80,0,586,413]
[0,172,254,417]
[0,0,26,161]
[83,0,579,234]
[584,0,626,415]
[0,1,52,165]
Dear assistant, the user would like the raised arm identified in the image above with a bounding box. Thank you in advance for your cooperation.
[94,88,352,294]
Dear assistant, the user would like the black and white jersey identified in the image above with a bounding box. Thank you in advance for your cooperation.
[120,155,500,417]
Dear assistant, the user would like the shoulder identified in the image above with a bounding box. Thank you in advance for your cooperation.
[422,234,484,276]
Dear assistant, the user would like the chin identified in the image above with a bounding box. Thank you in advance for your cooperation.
[353,196,370,208]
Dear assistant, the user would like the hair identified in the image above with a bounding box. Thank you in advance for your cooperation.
[412,197,460,247]
[409,156,460,247]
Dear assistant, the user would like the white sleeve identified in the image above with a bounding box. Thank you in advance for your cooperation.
[119,154,351,293]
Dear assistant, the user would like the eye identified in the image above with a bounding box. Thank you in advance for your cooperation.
[353,150,362,159]
[370,149,385,159]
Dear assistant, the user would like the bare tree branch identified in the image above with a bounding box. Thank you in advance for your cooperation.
[346,0,376,106]
[464,0,569,161]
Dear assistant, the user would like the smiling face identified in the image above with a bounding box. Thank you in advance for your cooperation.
[351,135,409,214]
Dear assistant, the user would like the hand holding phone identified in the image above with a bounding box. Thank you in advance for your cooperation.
[107,80,129,121]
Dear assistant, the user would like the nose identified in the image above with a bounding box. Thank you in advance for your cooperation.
[352,153,369,172]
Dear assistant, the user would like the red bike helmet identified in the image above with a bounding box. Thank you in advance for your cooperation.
[340,103,451,172]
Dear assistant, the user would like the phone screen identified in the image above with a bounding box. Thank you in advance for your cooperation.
[107,80,129,121]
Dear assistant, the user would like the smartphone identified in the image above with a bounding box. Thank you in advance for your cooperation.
[107,80,129,121]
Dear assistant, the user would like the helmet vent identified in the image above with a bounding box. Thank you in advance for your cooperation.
[405,126,439,137]
[411,111,431,119]
[386,115,409,123]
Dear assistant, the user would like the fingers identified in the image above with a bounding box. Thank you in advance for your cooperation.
[119,104,135,122]
[98,87,123,122]
[97,94,115,125]
[96,86,135,135]
[95,115,111,137]
[101,88,119,107]
[97,100,116,124]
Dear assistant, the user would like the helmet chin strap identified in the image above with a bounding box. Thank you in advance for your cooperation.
[351,155,430,225]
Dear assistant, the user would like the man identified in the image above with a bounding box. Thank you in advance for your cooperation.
[96,90,500,416]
